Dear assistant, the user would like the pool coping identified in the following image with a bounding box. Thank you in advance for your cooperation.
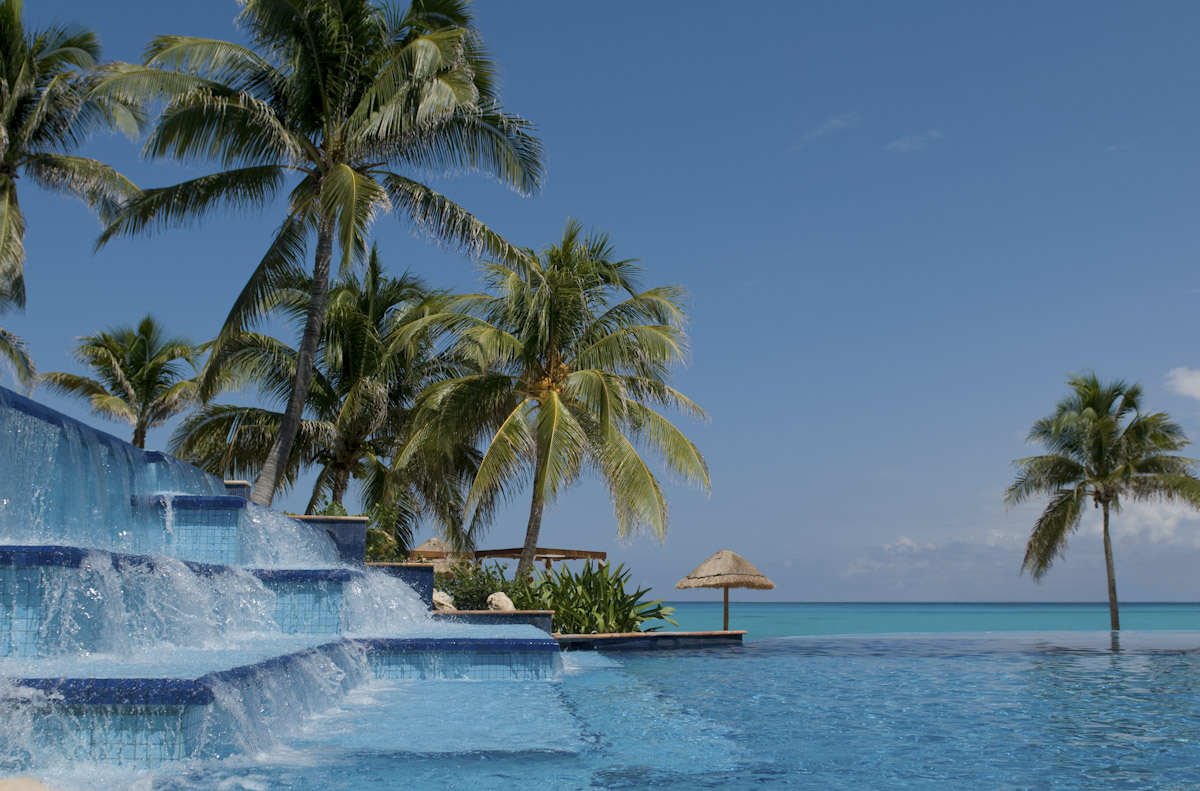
[554,630,746,651]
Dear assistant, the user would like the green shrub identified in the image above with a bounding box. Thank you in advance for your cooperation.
[318,501,349,517]
[365,527,407,562]
[434,562,534,611]
[526,561,676,634]
[432,560,675,633]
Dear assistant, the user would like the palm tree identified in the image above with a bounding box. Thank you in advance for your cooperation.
[1005,373,1200,630]
[412,220,710,575]
[40,316,199,448]
[0,285,33,388]
[0,0,140,309]
[171,247,480,551]
[94,0,543,507]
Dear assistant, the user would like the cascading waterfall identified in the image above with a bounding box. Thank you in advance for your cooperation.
[0,385,560,778]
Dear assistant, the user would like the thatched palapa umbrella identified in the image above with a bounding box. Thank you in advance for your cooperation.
[676,549,775,630]
[412,537,467,574]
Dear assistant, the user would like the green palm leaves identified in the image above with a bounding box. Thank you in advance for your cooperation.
[420,220,710,574]
[94,0,543,505]
[171,248,477,552]
[0,0,139,309]
[39,316,199,448]
[0,0,138,387]
[1005,373,1200,629]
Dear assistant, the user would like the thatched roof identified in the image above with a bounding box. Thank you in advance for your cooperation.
[675,549,775,590]
[413,536,454,555]
[411,536,469,574]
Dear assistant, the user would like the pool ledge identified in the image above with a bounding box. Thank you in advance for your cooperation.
[554,630,746,651]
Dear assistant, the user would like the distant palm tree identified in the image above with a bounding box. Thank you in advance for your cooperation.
[414,220,710,575]
[94,0,543,507]
[40,316,198,448]
[0,286,33,388]
[0,0,139,309]
[171,248,480,551]
[1005,373,1200,630]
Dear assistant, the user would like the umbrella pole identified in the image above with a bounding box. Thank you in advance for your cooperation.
[723,587,729,631]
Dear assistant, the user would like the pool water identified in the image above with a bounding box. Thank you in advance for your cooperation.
[38,630,1200,791]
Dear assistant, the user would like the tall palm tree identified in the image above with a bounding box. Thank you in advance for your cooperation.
[40,316,199,448]
[94,0,543,507]
[171,247,480,551]
[1005,373,1200,630]
[0,285,33,388]
[412,220,710,575]
[0,0,140,309]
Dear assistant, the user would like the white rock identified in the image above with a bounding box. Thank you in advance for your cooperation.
[487,591,516,611]
[0,780,55,791]
[432,589,455,611]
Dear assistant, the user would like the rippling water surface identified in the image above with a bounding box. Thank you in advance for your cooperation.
[44,630,1200,791]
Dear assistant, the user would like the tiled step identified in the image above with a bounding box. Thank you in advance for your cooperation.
[0,546,433,657]
[4,634,560,766]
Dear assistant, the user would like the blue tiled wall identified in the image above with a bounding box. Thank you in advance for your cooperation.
[262,579,344,634]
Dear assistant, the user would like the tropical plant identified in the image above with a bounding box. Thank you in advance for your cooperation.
[94,0,543,507]
[39,316,199,448]
[171,247,480,551]
[0,0,140,310]
[412,220,710,575]
[525,561,676,634]
[433,560,533,611]
[0,287,33,388]
[1005,373,1200,630]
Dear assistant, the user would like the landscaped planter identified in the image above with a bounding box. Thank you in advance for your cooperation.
[430,610,555,634]
[554,630,746,651]
[292,515,368,565]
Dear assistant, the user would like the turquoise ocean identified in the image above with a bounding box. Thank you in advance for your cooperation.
[657,601,1200,639]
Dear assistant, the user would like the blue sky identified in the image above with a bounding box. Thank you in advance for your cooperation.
[12,1,1200,602]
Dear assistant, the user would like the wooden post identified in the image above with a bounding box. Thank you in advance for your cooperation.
[723,587,729,631]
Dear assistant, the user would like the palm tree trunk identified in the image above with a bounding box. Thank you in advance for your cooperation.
[251,217,334,506]
[330,466,351,506]
[1101,501,1120,630]
[517,453,547,577]
[131,423,147,449]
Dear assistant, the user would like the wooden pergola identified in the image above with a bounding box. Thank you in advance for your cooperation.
[472,547,607,571]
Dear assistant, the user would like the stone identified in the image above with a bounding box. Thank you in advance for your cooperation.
[487,591,516,611]
[432,589,455,611]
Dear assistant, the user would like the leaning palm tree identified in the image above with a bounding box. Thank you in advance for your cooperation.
[1005,373,1200,630]
[94,0,543,506]
[171,247,481,551]
[40,316,199,448]
[0,285,33,388]
[410,220,710,575]
[0,0,140,308]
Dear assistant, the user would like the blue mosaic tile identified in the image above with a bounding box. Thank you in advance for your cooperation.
[259,579,344,634]
[359,637,560,652]
[132,495,248,511]
[249,569,356,582]
[15,677,214,706]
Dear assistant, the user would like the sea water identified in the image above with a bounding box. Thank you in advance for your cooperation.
[658,600,1200,638]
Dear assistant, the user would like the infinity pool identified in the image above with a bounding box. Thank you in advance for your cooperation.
[32,630,1200,790]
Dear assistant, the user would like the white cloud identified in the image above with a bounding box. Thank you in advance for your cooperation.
[841,506,1200,600]
[789,114,860,151]
[886,129,943,153]
[1166,367,1200,400]
[1108,500,1200,545]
